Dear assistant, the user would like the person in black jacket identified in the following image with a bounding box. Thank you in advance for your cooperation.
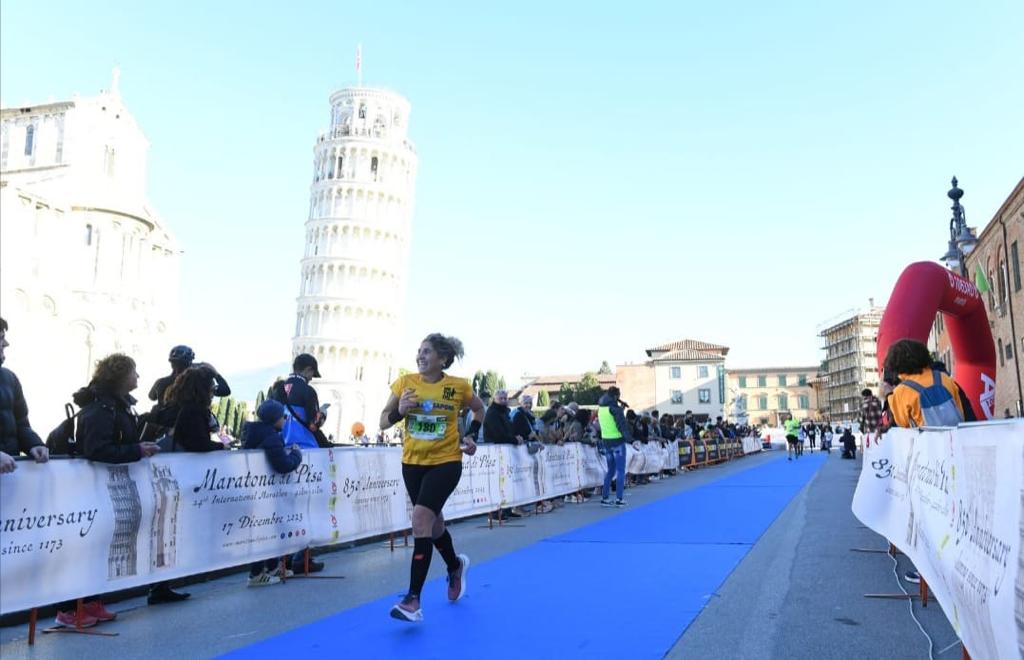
[148,345,231,405]
[62,353,161,625]
[483,390,520,444]
[0,317,48,473]
[162,367,229,452]
[511,394,539,442]
[242,399,302,586]
[270,353,328,448]
[76,354,160,464]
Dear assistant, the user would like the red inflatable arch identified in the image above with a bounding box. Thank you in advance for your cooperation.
[876,261,997,420]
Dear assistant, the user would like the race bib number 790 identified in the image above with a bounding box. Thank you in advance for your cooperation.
[408,414,447,441]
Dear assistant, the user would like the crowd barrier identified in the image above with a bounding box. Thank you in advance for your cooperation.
[675,436,762,469]
[0,440,681,615]
[852,420,1023,660]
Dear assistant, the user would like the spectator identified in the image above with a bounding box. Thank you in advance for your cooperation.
[484,390,519,444]
[0,317,48,472]
[883,339,965,428]
[148,345,230,405]
[76,354,159,464]
[270,353,327,571]
[511,394,539,443]
[242,400,302,586]
[162,367,230,452]
[66,353,164,623]
[271,353,327,450]
[858,388,882,449]
[540,403,566,444]
[839,427,856,459]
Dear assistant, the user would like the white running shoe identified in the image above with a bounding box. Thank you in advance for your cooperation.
[247,571,281,587]
[390,594,423,622]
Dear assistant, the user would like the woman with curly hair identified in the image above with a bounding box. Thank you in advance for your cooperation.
[61,353,160,627]
[162,366,229,452]
[76,353,160,464]
[882,339,965,428]
[380,333,484,623]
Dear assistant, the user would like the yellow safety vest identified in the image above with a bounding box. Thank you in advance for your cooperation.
[598,406,623,440]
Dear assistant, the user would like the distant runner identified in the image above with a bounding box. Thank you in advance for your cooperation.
[784,416,801,461]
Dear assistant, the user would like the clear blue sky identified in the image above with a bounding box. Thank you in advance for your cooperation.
[3,0,1022,390]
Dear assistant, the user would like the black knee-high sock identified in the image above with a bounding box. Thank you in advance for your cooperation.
[408,537,434,598]
[432,529,460,572]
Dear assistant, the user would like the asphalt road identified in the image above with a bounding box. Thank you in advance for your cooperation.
[667,450,959,659]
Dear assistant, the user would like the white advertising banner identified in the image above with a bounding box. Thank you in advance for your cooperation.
[1,439,711,614]
[0,450,333,616]
[851,421,1024,660]
[743,437,763,454]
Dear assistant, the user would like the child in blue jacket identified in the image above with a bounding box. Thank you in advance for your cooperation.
[242,399,302,586]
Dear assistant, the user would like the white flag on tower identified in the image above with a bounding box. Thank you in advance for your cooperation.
[356,44,362,82]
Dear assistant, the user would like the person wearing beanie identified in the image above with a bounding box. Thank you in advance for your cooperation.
[241,399,302,586]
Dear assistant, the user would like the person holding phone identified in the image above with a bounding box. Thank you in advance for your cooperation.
[380,333,484,623]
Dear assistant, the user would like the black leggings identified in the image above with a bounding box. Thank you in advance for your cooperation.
[402,461,462,515]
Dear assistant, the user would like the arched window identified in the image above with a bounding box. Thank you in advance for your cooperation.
[24,125,35,156]
[998,256,1007,303]
[358,104,366,119]
[337,155,343,178]
[85,224,93,246]
[371,156,378,180]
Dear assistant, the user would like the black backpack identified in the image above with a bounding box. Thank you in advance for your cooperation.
[46,403,82,456]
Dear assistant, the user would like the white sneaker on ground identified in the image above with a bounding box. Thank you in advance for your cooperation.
[248,571,281,587]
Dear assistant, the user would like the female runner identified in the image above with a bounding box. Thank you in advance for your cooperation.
[380,333,484,622]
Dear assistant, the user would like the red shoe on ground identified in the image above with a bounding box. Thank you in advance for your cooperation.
[83,600,117,621]
[54,610,99,628]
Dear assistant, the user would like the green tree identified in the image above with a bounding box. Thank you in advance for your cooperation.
[598,361,612,375]
[471,370,486,394]
[255,389,266,408]
[483,370,505,396]
[558,382,575,403]
[537,389,550,406]
[574,372,602,405]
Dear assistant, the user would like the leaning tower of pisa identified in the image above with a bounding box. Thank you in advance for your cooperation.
[293,87,418,441]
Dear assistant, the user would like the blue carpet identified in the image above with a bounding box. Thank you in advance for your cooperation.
[224,452,825,659]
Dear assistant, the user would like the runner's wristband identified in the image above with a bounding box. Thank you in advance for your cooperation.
[467,420,482,437]
[387,409,405,425]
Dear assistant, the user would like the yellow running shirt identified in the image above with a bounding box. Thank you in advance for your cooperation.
[391,373,474,466]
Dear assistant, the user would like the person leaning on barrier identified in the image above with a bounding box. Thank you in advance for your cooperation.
[76,354,160,464]
[56,353,159,626]
[242,399,302,586]
[483,389,520,444]
[0,317,48,473]
[161,367,231,452]
[511,394,540,444]
[882,339,965,428]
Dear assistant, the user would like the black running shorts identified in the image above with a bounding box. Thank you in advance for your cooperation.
[786,435,798,444]
[402,461,463,515]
